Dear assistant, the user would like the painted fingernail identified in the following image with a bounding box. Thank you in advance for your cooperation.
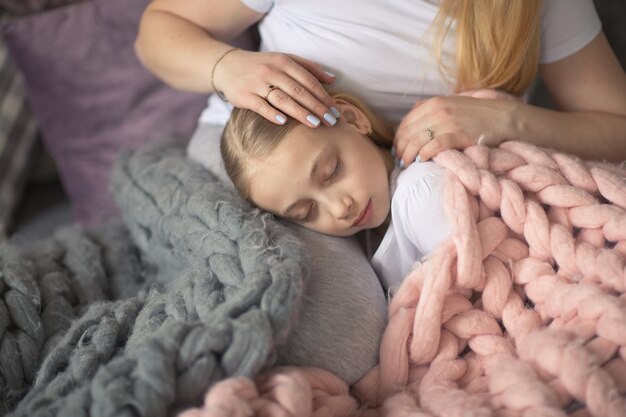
[275,115,287,124]
[390,146,396,157]
[307,114,321,127]
[324,71,336,78]
[323,112,337,125]
[415,155,421,163]
[399,159,405,168]
[330,106,341,118]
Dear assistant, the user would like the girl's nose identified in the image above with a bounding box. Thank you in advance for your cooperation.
[331,195,353,220]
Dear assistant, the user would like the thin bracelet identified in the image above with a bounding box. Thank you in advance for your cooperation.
[210,47,239,102]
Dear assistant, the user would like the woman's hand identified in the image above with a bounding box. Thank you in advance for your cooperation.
[394,90,519,166]
[213,49,340,127]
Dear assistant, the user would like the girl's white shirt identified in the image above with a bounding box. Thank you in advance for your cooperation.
[370,161,449,291]
[196,0,601,127]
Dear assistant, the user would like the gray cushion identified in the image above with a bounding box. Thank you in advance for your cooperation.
[276,224,388,384]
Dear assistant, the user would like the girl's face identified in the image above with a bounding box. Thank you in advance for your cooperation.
[248,117,393,237]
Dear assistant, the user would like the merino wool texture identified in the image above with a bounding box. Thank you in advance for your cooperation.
[0,143,308,416]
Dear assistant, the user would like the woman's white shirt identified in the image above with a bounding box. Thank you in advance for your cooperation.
[196,0,601,128]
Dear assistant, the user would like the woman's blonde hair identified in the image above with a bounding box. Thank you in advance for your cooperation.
[433,0,542,96]
[221,92,393,201]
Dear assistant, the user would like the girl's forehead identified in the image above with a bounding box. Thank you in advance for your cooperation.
[285,122,355,149]
[248,128,337,198]
[275,125,335,156]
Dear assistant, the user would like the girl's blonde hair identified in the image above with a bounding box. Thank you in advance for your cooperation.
[433,0,542,96]
[221,92,393,201]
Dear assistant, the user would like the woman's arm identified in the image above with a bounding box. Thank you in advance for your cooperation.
[134,0,264,92]
[134,0,337,127]
[523,32,626,161]
[394,32,626,164]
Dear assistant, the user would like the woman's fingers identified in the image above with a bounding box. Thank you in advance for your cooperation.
[400,137,423,166]
[286,54,336,85]
[264,85,324,127]
[282,57,339,126]
[255,53,338,127]
[417,134,449,162]
[394,100,430,149]
[396,127,433,166]
[268,71,338,127]
[217,51,339,127]
[394,96,462,166]
[246,95,289,125]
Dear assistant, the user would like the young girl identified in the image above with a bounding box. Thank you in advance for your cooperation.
[221,93,450,290]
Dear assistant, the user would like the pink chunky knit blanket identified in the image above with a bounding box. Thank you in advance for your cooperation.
[180,141,626,417]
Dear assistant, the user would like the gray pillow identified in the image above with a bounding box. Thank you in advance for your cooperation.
[275,224,388,385]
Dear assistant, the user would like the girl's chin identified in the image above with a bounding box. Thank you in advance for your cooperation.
[373,206,391,227]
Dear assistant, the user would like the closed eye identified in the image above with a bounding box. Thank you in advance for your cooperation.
[324,158,342,184]
[300,202,315,222]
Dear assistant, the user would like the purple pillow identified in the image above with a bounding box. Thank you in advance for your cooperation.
[0,0,83,15]
[2,0,207,225]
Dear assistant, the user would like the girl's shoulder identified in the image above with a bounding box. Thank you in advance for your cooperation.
[394,161,447,195]
[390,161,448,219]
[388,161,451,256]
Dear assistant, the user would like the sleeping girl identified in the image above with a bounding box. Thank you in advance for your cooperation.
[220,92,451,291]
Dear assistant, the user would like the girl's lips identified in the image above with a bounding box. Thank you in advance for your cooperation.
[353,199,373,227]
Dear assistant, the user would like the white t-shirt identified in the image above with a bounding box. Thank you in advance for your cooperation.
[370,161,449,291]
[196,0,601,127]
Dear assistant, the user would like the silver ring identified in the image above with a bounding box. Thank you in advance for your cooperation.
[264,84,277,101]
[425,128,434,141]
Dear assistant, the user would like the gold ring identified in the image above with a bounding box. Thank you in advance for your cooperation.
[265,84,277,101]
[425,128,434,141]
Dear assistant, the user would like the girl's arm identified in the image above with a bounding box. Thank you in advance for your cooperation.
[134,0,337,127]
[394,32,626,164]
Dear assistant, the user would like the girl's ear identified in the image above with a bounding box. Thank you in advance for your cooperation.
[332,98,372,135]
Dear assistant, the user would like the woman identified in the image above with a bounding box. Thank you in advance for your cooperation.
[134,0,626,384]
[135,0,626,163]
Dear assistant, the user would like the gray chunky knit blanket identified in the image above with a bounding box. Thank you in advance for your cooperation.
[0,143,308,416]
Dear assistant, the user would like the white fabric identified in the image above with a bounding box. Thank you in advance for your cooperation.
[198,94,233,126]
[540,0,602,64]
[371,161,450,291]
[197,0,601,127]
[240,0,273,13]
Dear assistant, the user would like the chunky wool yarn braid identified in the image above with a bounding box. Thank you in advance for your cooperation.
[0,224,145,414]
[0,143,307,416]
[185,140,626,417]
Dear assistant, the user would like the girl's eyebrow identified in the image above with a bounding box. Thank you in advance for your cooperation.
[282,148,328,217]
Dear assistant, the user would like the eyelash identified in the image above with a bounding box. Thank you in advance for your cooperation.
[301,158,342,222]
[325,159,342,184]
[301,203,314,222]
